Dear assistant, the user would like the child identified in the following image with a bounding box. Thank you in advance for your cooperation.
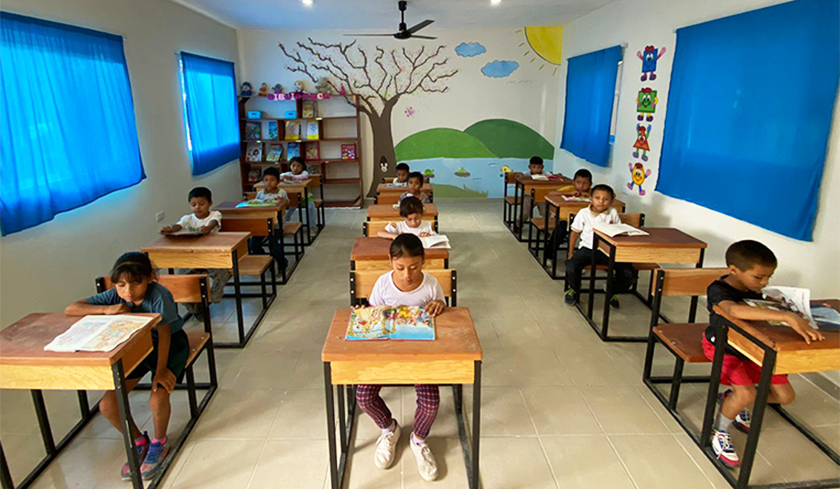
[522,156,552,220]
[704,240,823,467]
[249,168,288,266]
[280,156,310,181]
[356,234,446,481]
[160,187,231,317]
[393,162,410,186]
[528,155,551,177]
[564,184,635,309]
[571,169,593,196]
[65,252,188,481]
[378,196,436,239]
[399,171,431,204]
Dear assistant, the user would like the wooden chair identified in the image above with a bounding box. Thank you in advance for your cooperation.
[220,217,284,289]
[642,268,727,417]
[502,172,521,229]
[95,274,218,420]
[349,269,457,307]
[363,221,391,237]
[375,189,433,205]
[241,194,304,279]
[526,187,563,260]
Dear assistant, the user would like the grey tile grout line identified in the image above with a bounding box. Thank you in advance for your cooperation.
[518,388,563,489]
[243,439,269,489]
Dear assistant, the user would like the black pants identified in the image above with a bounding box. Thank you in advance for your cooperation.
[249,236,287,268]
[565,247,635,295]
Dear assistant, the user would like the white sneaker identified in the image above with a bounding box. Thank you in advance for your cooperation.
[374,422,400,469]
[410,438,439,481]
[711,429,741,467]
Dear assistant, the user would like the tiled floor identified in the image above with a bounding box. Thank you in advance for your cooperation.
[2,200,839,488]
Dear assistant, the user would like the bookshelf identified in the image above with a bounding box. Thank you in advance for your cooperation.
[237,94,364,207]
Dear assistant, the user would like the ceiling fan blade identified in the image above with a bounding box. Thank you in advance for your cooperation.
[410,35,437,40]
[343,33,397,37]
[406,19,434,34]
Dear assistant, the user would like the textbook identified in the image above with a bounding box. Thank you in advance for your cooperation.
[593,222,649,238]
[420,235,450,249]
[45,315,154,352]
[345,306,435,341]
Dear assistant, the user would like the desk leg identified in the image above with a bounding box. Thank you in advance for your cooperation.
[688,249,705,323]
[337,385,347,451]
[232,250,245,346]
[734,349,776,489]
[303,187,312,246]
[586,234,599,320]
[77,391,90,419]
[600,244,617,341]
[516,182,524,241]
[112,360,143,489]
[324,363,340,489]
[471,361,482,489]
[0,441,13,489]
[31,390,56,456]
[700,324,726,447]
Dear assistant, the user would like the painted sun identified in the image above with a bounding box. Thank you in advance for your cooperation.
[517,26,564,75]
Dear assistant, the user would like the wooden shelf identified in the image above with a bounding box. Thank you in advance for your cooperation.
[325,178,361,185]
[320,137,359,142]
[241,115,357,122]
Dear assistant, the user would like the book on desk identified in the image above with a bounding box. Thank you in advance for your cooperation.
[345,306,435,341]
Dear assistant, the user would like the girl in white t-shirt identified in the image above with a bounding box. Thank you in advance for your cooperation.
[356,234,445,482]
[377,196,436,239]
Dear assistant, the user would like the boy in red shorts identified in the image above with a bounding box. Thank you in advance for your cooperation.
[704,240,824,467]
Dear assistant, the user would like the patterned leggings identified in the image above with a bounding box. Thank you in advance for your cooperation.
[355,384,440,439]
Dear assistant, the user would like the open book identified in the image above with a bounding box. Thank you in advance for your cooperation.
[45,315,155,352]
[237,200,277,208]
[745,286,824,329]
[420,235,450,249]
[345,306,435,341]
[593,222,649,237]
[561,195,590,202]
[164,229,204,237]
[530,174,549,181]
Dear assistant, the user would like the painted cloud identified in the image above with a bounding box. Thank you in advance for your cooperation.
[481,60,519,78]
[455,42,486,57]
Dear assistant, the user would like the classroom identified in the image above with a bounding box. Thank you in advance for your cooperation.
[0,0,838,488]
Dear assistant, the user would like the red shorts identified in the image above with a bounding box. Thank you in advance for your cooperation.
[701,336,789,386]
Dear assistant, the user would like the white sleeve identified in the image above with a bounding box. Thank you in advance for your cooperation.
[384,222,398,234]
[208,211,223,226]
[177,214,193,229]
[610,208,621,224]
[368,275,388,307]
[431,277,445,303]
[570,211,586,233]
[277,188,288,200]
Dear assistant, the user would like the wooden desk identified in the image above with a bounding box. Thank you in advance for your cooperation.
[279,178,319,245]
[367,204,439,232]
[351,237,449,270]
[514,176,573,241]
[321,308,482,489]
[0,313,159,489]
[214,200,287,223]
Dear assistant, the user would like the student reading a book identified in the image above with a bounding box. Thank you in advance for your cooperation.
[279,156,310,181]
[704,240,823,468]
[564,184,635,308]
[249,168,289,268]
[378,196,436,239]
[160,187,231,318]
[399,171,431,204]
[356,234,445,481]
[64,252,187,481]
[392,162,410,186]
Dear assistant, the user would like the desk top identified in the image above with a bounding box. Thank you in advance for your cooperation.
[279,178,314,189]
[142,232,250,253]
[545,193,625,210]
[351,237,449,261]
[368,204,439,219]
[595,227,707,249]
[322,308,482,362]
[377,184,434,194]
[516,175,572,186]
[214,201,287,214]
[0,313,160,367]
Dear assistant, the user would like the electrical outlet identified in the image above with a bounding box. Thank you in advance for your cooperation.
[155,211,165,222]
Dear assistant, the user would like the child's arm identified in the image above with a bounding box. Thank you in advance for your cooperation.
[65,300,130,316]
[160,223,183,234]
[199,219,219,235]
[377,230,398,239]
[424,282,447,317]
[152,323,176,392]
[717,300,825,344]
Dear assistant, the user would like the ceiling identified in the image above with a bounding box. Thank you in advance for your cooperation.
[169,0,620,30]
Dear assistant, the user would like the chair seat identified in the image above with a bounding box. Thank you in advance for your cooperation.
[238,255,273,276]
[185,330,210,367]
[313,198,323,208]
[284,222,303,235]
[504,196,521,205]
[653,323,710,363]
[529,217,556,230]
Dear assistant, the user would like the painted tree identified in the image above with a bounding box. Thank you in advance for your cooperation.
[279,38,458,196]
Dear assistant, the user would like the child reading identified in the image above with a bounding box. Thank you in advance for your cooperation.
[704,240,823,467]
[378,196,436,239]
[249,167,288,268]
[65,252,188,481]
[160,187,231,318]
[564,184,635,308]
[399,171,431,204]
[393,162,410,186]
[356,234,446,481]
[280,156,310,181]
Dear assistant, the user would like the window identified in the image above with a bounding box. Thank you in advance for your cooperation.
[657,0,839,241]
[559,45,623,167]
[179,52,239,176]
[0,12,145,235]
[609,60,624,144]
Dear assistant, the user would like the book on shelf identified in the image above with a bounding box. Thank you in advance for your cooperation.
[305,141,320,160]
[341,143,356,160]
[301,100,316,119]
[592,222,649,237]
[44,315,155,352]
[287,142,300,159]
[267,120,279,140]
[345,306,435,341]
[285,120,301,140]
[248,168,261,183]
[245,121,261,140]
[245,143,262,162]
[266,144,283,162]
[305,120,319,140]
[420,235,450,249]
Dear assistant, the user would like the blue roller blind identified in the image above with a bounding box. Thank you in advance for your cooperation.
[560,45,623,167]
[179,52,239,176]
[656,0,839,241]
[0,12,145,235]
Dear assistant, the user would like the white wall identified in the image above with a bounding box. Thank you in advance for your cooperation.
[0,0,242,328]
[553,0,840,298]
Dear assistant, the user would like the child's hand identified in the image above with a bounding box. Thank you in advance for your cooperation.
[425,300,446,317]
[107,303,131,315]
[153,368,177,393]
[419,232,431,237]
[787,313,825,344]
[160,225,173,234]
[199,225,212,235]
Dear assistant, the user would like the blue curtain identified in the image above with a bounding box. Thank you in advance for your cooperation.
[560,45,622,167]
[0,12,145,236]
[657,0,839,241]
[180,52,239,176]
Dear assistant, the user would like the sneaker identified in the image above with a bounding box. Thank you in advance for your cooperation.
[609,295,621,310]
[718,390,751,433]
[410,437,439,481]
[564,289,577,305]
[120,433,150,481]
[711,429,740,467]
[374,422,400,469]
[140,439,170,480]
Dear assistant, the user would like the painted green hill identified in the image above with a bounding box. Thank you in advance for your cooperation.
[395,128,496,161]
[464,119,554,159]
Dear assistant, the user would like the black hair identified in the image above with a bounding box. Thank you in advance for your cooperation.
[110,252,155,284]
[529,156,544,166]
[396,163,410,172]
[290,156,306,168]
[263,167,280,180]
[390,234,425,260]
[725,240,778,271]
[574,169,593,181]
[408,171,424,187]
[399,196,424,218]
[188,187,212,202]
[591,184,615,199]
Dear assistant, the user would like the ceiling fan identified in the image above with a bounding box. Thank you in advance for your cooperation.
[344,1,435,40]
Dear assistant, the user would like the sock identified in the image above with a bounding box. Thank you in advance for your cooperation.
[152,435,167,445]
[381,420,396,436]
[714,413,733,432]
[134,434,148,446]
[411,432,425,446]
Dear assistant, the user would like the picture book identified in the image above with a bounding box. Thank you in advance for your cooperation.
[266,144,283,162]
[164,229,204,237]
[246,143,262,162]
[237,200,278,208]
[561,195,590,202]
[345,306,435,341]
[285,120,301,140]
[45,315,155,352]
[305,120,320,140]
[305,142,320,160]
[287,142,300,159]
[267,120,279,140]
[420,235,450,249]
[812,305,840,331]
[747,286,818,328]
[301,100,316,119]
[341,143,356,160]
[592,223,649,238]
[248,168,261,183]
[245,121,261,140]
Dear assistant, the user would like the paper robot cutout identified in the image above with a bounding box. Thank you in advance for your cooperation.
[636,88,657,122]
[628,162,652,196]
[632,124,651,162]
[637,45,666,81]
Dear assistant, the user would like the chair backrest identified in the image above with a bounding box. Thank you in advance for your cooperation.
[618,212,645,228]
[363,221,391,237]
[221,216,274,238]
[350,269,457,306]
[504,172,520,185]
[651,268,728,298]
[96,274,210,305]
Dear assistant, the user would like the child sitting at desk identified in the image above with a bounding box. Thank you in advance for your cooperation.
[280,156,310,181]
[65,252,188,481]
[522,156,552,220]
[160,187,231,318]
[564,184,635,309]
[392,162,410,186]
[378,196,436,239]
[704,240,823,468]
[356,234,446,481]
[571,169,593,196]
[399,171,431,204]
[249,167,288,267]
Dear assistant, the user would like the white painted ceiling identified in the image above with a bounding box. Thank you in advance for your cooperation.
[169,0,620,30]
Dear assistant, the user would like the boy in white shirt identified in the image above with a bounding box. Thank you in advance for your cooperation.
[392,163,410,186]
[522,156,552,221]
[378,196,436,239]
[564,184,635,308]
[249,167,289,269]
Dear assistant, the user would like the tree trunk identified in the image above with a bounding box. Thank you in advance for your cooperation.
[367,99,398,197]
